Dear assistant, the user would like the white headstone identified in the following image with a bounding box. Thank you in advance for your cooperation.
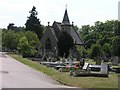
[82,63,89,70]
[101,62,108,74]
[69,57,72,66]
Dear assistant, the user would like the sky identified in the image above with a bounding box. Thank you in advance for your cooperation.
[0,0,119,28]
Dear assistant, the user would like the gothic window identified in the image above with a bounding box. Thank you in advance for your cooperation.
[45,38,51,50]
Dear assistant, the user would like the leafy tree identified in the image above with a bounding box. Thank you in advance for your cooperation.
[85,38,96,49]
[17,36,31,57]
[0,29,2,51]
[94,21,104,32]
[79,20,119,59]
[117,21,120,35]
[74,25,80,32]
[112,36,120,56]
[97,35,111,46]
[25,6,44,40]
[7,23,25,32]
[90,44,102,59]
[102,43,113,58]
[79,25,91,38]
[57,31,74,58]
[17,31,39,57]
[83,32,97,49]
[7,23,15,30]
[77,46,86,58]
[2,30,19,51]
[25,31,39,49]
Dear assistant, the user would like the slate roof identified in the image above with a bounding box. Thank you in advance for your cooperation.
[62,9,70,24]
[41,8,84,45]
[50,22,83,45]
[70,26,83,45]
[49,26,58,41]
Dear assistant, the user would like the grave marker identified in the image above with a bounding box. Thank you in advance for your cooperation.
[101,61,108,74]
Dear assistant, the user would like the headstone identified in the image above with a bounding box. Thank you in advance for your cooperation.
[80,58,85,67]
[62,57,65,64]
[69,49,73,57]
[102,53,107,62]
[44,49,46,56]
[76,51,81,61]
[82,63,89,70]
[101,62,108,74]
[112,56,118,65]
[95,57,101,65]
[69,57,72,66]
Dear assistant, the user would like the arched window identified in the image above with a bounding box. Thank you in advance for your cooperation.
[45,38,51,50]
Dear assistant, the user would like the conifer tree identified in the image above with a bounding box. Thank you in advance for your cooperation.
[57,31,74,58]
[25,6,44,40]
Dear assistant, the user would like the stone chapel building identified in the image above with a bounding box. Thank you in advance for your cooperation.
[40,8,83,56]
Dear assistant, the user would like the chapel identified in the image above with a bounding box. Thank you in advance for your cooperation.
[40,8,83,56]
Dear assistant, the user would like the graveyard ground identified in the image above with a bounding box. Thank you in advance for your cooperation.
[7,53,119,88]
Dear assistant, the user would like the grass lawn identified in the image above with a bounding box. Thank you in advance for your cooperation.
[7,53,119,88]
[85,58,96,64]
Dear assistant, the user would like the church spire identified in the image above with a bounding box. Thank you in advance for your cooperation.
[62,5,70,24]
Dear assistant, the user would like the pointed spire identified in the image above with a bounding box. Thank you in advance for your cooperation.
[62,5,70,24]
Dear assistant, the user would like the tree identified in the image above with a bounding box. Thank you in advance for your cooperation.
[17,36,31,57]
[25,6,44,40]
[57,31,74,58]
[79,20,119,59]
[17,31,39,57]
[97,35,111,46]
[74,25,80,32]
[2,30,19,51]
[90,44,102,59]
[7,23,25,32]
[94,21,104,32]
[102,43,113,58]
[112,36,120,56]
[25,31,39,49]
[7,23,15,30]
[117,21,120,35]
[79,25,91,39]
[0,29,2,51]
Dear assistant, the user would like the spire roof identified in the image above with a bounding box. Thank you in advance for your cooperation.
[62,7,70,24]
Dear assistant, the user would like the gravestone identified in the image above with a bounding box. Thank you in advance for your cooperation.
[80,58,85,67]
[101,61,108,74]
[112,56,118,65]
[69,57,72,66]
[82,63,89,70]
[102,53,108,62]
[61,57,65,64]
[95,57,101,65]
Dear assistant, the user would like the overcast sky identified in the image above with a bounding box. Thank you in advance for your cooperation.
[0,0,119,28]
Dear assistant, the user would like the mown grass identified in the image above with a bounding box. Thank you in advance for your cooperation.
[7,53,119,88]
[85,58,96,64]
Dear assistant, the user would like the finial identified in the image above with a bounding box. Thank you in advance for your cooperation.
[72,22,74,26]
[65,5,67,10]
[48,22,50,26]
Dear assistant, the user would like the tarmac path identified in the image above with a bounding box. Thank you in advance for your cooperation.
[0,52,75,89]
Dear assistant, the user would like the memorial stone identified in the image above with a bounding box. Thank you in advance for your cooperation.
[101,61,108,74]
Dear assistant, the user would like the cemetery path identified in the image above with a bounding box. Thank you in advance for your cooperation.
[0,52,74,88]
